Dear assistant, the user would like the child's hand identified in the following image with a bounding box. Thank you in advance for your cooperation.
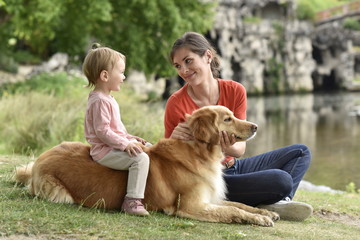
[133,136,147,145]
[125,142,143,157]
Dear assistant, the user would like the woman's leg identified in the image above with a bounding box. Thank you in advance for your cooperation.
[223,144,311,205]
[224,169,293,206]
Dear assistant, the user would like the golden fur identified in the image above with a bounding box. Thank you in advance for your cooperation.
[15,105,279,226]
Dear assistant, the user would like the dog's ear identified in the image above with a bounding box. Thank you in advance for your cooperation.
[188,110,220,144]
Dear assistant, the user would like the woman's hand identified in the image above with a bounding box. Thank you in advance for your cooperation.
[170,122,194,140]
[125,142,143,157]
[220,131,246,158]
[220,131,236,152]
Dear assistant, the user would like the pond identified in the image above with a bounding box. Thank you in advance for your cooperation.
[245,92,360,191]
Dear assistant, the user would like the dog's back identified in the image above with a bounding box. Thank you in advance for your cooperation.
[25,142,128,209]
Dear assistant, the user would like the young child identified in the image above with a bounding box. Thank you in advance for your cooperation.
[82,43,150,216]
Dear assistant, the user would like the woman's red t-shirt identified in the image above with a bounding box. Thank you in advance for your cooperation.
[164,79,247,163]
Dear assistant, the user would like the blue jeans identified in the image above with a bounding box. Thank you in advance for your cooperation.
[223,144,311,207]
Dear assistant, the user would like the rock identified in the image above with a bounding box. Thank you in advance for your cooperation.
[210,0,315,94]
[299,180,344,194]
[126,70,166,100]
[30,53,69,76]
[0,65,35,85]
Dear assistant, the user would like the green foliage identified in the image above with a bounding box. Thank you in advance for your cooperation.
[12,50,42,65]
[95,0,216,77]
[0,92,86,154]
[272,21,285,52]
[1,0,112,57]
[0,72,87,97]
[2,0,64,55]
[296,1,315,21]
[345,182,360,194]
[354,76,360,82]
[343,17,360,31]
[295,0,358,21]
[0,54,18,73]
[50,0,113,57]
[1,0,217,77]
[296,0,348,12]
[243,16,262,24]
[0,73,164,154]
[265,58,283,94]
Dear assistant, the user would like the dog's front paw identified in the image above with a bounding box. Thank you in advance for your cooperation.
[252,215,274,227]
[267,211,280,221]
[258,209,280,221]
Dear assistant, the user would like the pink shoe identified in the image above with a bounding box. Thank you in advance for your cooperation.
[121,197,149,216]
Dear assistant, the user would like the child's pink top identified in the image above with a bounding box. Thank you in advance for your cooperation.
[84,91,133,161]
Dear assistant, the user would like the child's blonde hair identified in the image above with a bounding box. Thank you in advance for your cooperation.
[82,43,126,88]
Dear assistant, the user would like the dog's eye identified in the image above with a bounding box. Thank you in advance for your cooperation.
[224,117,232,122]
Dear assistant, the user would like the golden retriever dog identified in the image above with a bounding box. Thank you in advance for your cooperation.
[14,105,279,226]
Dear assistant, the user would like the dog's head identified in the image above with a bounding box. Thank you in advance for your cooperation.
[186,106,257,145]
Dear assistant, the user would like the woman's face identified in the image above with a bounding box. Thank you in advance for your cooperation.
[172,47,212,84]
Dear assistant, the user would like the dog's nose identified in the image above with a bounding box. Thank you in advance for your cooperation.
[251,124,258,133]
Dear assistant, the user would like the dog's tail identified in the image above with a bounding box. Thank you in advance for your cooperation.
[13,162,34,186]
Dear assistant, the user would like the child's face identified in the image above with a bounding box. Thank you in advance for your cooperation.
[107,57,126,92]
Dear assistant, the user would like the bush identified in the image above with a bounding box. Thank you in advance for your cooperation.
[0,54,18,73]
[0,72,88,154]
[343,18,360,31]
[296,2,316,21]
[0,92,87,155]
[0,72,87,97]
[243,17,262,24]
[0,72,164,154]
[12,50,42,65]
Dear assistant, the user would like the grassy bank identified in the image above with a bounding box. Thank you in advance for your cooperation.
[0,155,359,240]
[0,72,164,155]
[298,0,346,12]
[1,72,359,239]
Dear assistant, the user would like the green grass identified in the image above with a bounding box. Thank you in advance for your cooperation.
[1,155,359,240]
[295,0,353,21]
[0,72,164,155]
[1,72,359,239]
[297,0,349,12]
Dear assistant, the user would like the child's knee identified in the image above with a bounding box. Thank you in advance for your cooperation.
[137,153,150,168]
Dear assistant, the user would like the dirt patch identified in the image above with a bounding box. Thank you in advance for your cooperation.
[314,209,360,227]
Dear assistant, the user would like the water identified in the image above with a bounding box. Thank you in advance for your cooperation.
[245,92,360,191]
[154,92,360,190]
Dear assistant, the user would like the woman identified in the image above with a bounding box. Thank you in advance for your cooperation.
[164,32,313,221]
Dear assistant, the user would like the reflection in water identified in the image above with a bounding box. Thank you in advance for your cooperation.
[245,92,360,191]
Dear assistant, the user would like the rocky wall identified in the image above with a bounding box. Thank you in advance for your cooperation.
[210,0,315,94]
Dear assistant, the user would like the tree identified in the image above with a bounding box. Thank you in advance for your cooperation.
[1,0,217,77]
[1,0,112,57]
[97,0,216,77]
